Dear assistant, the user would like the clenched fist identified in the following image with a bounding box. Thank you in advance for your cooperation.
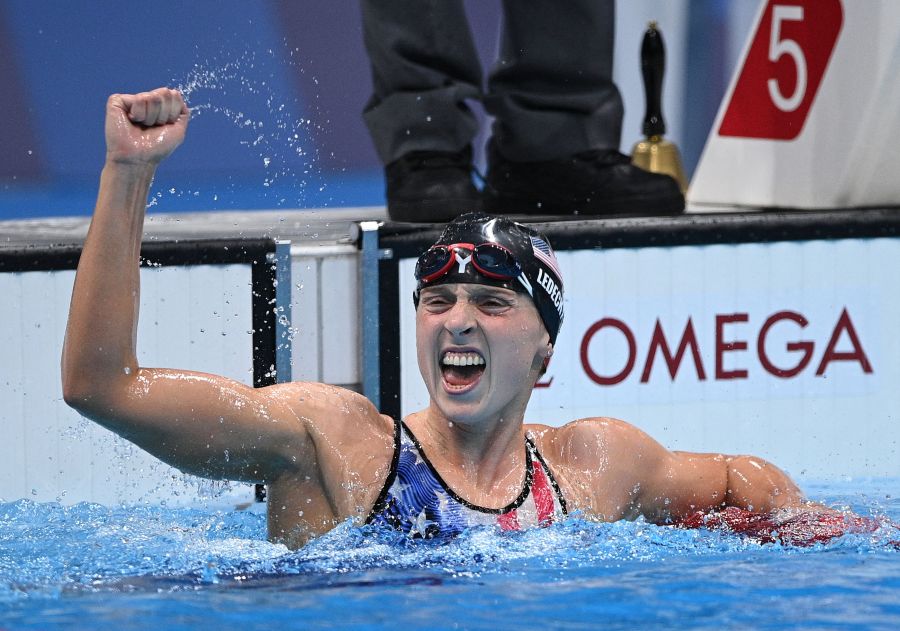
[105,88,189,166]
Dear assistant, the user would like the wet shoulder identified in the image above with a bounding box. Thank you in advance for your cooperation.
[526,417,640,460]
[525,418,656,519]
[525,418,661,483]
[275,381,395,441]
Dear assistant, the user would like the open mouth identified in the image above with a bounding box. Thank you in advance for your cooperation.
[441,351,486,391]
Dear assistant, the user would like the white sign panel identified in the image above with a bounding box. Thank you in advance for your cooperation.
[399,238,900,480]
[689,0,900,209]
[0,265,256,506]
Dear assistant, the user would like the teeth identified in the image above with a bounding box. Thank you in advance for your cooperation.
[442,352,485,367]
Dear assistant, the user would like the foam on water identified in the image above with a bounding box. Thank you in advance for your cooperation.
[1,487,897,599]
[1,484,898,629]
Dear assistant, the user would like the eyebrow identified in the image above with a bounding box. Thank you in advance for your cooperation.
[419,286,455,298]
[468,286,517,299]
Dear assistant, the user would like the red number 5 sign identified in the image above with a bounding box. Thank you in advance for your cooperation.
[719,0,843,140]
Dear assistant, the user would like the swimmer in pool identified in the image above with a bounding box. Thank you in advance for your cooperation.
[63,88,864,548]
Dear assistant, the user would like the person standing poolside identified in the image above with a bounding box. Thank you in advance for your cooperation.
[360,0,684,222]
[64,88,846,550]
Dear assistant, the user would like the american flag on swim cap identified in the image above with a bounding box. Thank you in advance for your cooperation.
[530,236,562,280]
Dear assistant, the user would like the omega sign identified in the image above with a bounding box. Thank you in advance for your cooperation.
[574,308,871,386]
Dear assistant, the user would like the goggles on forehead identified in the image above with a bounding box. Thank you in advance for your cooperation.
[415,242,523,285]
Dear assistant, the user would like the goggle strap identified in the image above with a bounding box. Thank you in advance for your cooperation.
[516,273,533,297]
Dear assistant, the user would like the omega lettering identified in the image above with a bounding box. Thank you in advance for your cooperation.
[577,308,872,387]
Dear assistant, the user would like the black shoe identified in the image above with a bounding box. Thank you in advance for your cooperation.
[384,147,483,223]
[485,143,684,217]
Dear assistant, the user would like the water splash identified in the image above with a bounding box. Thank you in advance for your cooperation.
[1,489,897,604]
[2,496,898,630]
[147,46,331,211]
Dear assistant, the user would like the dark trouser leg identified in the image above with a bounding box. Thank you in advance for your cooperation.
[361,0,484,165]
[485,0,622,162]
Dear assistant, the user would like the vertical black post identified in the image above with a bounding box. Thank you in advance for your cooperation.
[251,249,278,388]
[251,241,278,502]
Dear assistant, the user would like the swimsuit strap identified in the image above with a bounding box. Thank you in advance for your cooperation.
[365,418,568,531]
[365,418,402,523]
[398,420,534,514]
[525,434,569,516]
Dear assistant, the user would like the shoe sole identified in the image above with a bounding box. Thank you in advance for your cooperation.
[484,192,684,218]
[388,197,484,223]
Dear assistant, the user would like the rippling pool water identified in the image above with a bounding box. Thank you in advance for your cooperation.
[2,479,898,629]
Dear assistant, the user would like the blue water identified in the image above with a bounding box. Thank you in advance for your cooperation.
[2,480,898,630]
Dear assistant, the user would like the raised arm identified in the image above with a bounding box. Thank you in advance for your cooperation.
[63,89,188,399]
[61,89,315,483]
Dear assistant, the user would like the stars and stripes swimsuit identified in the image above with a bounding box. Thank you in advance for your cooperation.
[366,420,568,538]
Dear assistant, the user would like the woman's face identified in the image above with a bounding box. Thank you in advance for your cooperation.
[415,283,551,425]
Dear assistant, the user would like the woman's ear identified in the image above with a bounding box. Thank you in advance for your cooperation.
[540,341,553,359]
[539,345,553,377]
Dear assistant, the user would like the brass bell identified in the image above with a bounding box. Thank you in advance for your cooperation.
[631,21,688,193]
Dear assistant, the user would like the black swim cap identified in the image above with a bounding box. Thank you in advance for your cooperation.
[413,213,564,344]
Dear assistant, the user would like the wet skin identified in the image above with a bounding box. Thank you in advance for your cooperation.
[64,88,818,550]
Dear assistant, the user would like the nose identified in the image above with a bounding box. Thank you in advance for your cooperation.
[443,300,477,338]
